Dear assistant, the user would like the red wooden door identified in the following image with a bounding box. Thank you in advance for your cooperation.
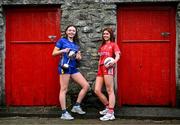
[117,5,176,106]
[5,7,60,106]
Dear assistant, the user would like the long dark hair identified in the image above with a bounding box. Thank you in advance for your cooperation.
[101,27,115,46]
[64,25,79,44]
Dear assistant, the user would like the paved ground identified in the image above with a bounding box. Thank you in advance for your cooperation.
[0,117,180,125]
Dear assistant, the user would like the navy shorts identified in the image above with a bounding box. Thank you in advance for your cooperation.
[58,66,79,74]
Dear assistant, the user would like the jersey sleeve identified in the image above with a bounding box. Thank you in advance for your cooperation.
[113,43,121,54]
[73,44,80,52]
[97,46,101,55]
[55,38,63,49]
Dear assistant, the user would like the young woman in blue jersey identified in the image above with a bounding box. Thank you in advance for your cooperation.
[52,25,89,120]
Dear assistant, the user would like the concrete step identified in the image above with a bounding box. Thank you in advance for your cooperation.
[0,106,180,119]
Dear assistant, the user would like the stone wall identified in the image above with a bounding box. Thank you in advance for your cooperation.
[60,1,117,107]
[0,5,4,105]
[177,3,180,107]
[0,0,180,107]
[61,1,116,83]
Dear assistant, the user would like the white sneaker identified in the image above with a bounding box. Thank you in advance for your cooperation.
[71,105,86,114]
[99,108,108,115]
[61,111,74,120]
[100,112,115,121]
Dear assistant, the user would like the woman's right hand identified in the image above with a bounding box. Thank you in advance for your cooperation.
[61,48,70,53]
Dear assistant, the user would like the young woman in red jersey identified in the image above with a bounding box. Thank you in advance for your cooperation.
[94,28,121,121]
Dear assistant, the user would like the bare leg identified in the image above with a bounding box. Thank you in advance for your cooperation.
[104,75,115,109]
[59,74,70,110]
[71,72,89,103]
[94,76,109,106]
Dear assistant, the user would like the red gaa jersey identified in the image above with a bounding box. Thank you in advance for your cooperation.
[98,42,121,65]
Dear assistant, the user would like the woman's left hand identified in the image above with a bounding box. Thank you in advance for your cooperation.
[107,52,120,68]
[107,61,115,68]
[76,51,82,60]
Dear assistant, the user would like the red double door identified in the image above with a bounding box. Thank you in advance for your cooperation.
[5,5,176,107]
[5,7,60,106]
[117,5,176,106]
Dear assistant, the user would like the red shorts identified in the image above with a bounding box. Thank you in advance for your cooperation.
[97,65,115,76]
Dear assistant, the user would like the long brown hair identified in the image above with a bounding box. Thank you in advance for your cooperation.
[64,25,79,44]
[101,27,115,46]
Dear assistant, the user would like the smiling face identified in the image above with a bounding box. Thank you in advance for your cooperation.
[66,26,76,39]
[103,30,111,42]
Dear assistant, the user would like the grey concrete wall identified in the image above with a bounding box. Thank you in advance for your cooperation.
[0,0,180,107]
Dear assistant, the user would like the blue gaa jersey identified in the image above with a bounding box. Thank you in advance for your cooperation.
[56,38,79,68]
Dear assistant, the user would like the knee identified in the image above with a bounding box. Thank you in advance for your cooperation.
[81,82,90,92]
[94,88,101,96]
[106,88,114,95]
[83,83,90,91]
[60,87,68,94]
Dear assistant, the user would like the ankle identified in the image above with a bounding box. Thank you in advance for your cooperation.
[62,109,67,114]
[105,103,109,109]
[74,102,80,106]
[108,107,114,114]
